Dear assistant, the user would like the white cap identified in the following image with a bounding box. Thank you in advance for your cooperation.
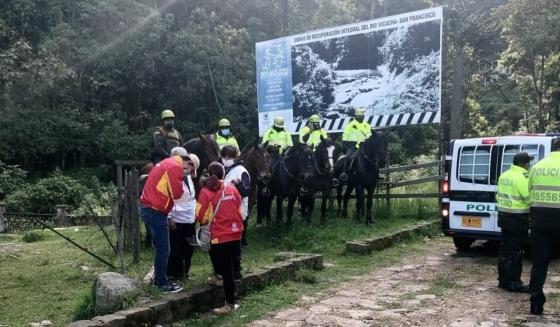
[186,153,200,177]
[170,147,188,158]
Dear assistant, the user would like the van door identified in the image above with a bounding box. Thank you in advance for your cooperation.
[493,138,548,232]
[449,141,498,236]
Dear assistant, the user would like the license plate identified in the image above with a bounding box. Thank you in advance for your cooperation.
[461,216,481,228]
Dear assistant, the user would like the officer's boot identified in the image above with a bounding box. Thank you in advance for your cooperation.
[497,255,509,289]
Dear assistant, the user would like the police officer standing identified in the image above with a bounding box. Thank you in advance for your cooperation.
[496,152,532,293]
[215,118,240,152]
[151,109,183,164]
[528,139,560,315]
[299,114,327,149]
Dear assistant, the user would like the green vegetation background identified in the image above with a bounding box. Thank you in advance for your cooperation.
[3,0,558,212]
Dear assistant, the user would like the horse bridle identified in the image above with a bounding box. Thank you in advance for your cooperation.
[312,147,332,176]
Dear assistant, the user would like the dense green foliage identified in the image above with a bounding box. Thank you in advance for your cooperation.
[1,0,559,175]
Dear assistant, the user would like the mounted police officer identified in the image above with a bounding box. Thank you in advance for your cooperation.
[299,114,327,150]
[215,118,239,152]
[151,109,183,164]
[339,108,371,181]
[528,139,560,315]
[496,152,532,293]
[342,108,371,153]
[261,116,293,156]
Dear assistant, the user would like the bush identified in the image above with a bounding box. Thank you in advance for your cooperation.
[0,161,27,200]
[5,173,88,213]
[22,231,45,243]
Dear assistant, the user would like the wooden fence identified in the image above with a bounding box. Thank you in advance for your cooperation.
[327,161,443,204]
[377,160,443,200]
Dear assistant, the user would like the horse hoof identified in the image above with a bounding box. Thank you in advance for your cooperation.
[332,179,340,187]
[339,173,348,181]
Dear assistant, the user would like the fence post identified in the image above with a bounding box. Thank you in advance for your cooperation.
[0,203,6,233]
[130,169,141,264]
[56,205,69,226]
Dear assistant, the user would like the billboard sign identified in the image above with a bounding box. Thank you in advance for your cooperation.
[256,7,443,135]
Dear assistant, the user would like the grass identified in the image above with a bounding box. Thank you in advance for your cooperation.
[0,198,438,326]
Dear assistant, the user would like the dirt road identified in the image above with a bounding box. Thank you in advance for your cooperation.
[250,237,560,327]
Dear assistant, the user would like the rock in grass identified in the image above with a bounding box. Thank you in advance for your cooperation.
[94,272,140,313]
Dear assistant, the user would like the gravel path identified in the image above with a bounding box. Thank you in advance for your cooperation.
[249,238,560,327]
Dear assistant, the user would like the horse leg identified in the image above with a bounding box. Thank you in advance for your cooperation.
[307,192,315,224]
[366,185,374,225]
[320,189,328,222]
[299,195,308,221]
[342,184,353,219]
[287,195,297,226]
[355,183,364,222]
[336,183,343,217]
[256,191,264,225]
[276,195,283,225]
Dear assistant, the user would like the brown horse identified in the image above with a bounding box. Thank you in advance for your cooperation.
[183,133,221,179]
[140,133,220,178]
[240,142,271,218]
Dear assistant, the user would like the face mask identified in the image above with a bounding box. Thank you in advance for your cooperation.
[164,121,174,130]
[313,123,320,129]
[222,158,234,167]
[221,128,230,136]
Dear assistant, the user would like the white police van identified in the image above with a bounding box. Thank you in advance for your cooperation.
[440,133,560,250]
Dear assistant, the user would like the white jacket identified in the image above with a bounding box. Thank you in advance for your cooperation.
[168,175,196,224]
[224,165,250,220]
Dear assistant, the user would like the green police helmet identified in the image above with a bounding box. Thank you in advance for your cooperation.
[355,108,366,117]
[309,114,320,123]
[273,116,285,128]
[161,109,175,120]
[218,118,230,127]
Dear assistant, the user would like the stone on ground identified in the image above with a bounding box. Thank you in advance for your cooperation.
[94,272,140,313]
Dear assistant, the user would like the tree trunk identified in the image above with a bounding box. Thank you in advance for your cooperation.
[281,0,289,34]
[450,50,465,140]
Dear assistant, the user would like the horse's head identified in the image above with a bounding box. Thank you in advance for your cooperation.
[285,143,314,184]
[183,134,221,176]
[315,136,335,174]
[199,133,221,163]
[241,142,271,183]
[363,130,388,168]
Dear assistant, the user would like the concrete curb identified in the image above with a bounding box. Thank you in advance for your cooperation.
[346,220,440,255]
[68,253,323,327]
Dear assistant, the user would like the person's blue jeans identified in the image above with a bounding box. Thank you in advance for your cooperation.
[141,207,170,286]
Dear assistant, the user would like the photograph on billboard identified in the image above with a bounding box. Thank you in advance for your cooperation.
[256,7,443,135]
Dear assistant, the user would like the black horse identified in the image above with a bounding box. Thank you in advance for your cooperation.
[240,142,271,217]
[257,143,315,226]
[334,131,387,224]
[299,137,336,223]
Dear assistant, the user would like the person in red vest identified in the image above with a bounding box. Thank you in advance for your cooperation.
[196,162,244,314]
[140,147,189,293]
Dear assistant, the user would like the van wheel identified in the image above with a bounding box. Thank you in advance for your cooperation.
[453,237,474,250]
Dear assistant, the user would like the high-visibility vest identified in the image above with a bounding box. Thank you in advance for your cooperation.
[496,165,530,214]
[529,152,560,210]
[215,133,239,151]
[342,119,372,147]
[299,126,327,149]
[261,127,293,153]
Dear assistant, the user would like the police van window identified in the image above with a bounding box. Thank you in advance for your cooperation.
[458,145,491,184]
[501,144,543,173]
